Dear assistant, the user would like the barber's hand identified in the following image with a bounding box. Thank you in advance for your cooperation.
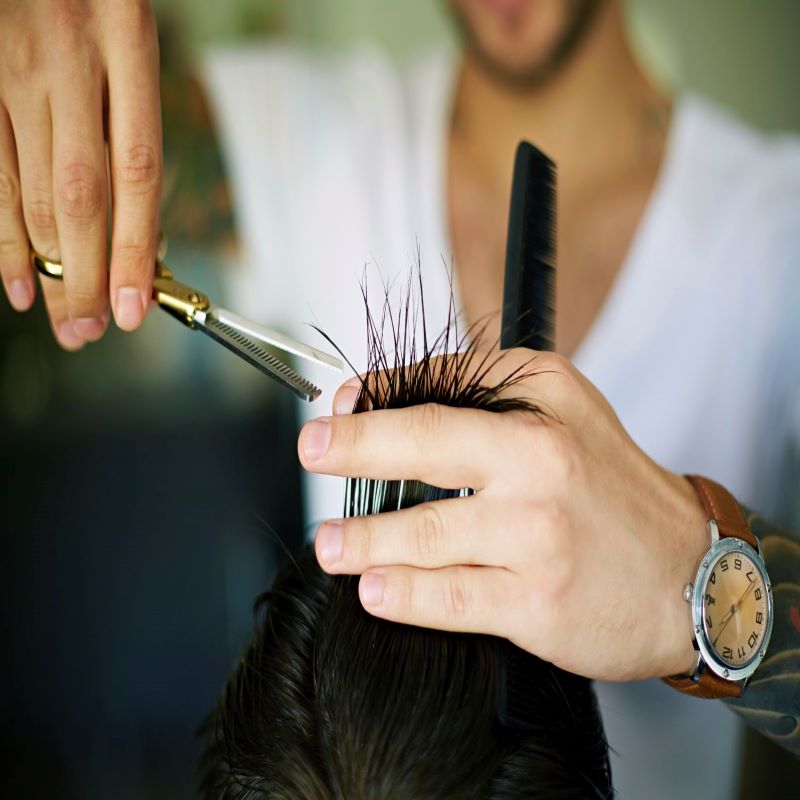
[0,0,162,349]
[298,350,709,682]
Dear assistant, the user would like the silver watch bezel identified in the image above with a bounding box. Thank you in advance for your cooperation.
[691,523,773,683]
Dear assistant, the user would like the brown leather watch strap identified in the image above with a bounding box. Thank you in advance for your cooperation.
[686,475,758,550]
[662,475,758,699]
[663,669,743,699]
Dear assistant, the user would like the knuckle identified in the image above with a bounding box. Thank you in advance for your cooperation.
[65,284,103,314]
[57,162,103,222]
[540,350,571,375]
[4,30,39,79]
[413,504,446,563]
[123,0,158,36]
[412,402,444,445]
[52,0,95,38]
[28,195,57,234]
[346,411,367,453]
[535,511,576,597]
[442,571,471,620]
[112,237,154,271]
[351,517,374,565]
[0,170,20,212]
[0,237,23,257]
[541,428,580,485]
[513,413,544,462]
[506,346,538,374]
[115,144,160,195]
[536,351,572,389]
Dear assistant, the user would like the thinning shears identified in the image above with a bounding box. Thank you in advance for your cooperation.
[30,241,342,402]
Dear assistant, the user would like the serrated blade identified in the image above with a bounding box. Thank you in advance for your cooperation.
[197,313,321,402]
[212,307,342,372]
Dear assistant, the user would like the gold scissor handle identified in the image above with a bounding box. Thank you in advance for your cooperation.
[152,264,211,327]
[30,242,211,328]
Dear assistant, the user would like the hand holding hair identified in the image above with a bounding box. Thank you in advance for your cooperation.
[299,349,709,682]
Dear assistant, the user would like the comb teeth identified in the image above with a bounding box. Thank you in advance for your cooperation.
[200,316,321,401]
[501,141,556,353]
[344,477,470,517]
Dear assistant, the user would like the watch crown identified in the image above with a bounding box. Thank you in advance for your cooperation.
[683,583,694,603]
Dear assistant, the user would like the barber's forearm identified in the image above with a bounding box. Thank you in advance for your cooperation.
[724,510,800,756]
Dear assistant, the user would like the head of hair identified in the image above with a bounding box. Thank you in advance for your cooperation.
[200,268,612,799]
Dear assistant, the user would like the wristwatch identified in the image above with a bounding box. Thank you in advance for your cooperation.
[663,475,773,698]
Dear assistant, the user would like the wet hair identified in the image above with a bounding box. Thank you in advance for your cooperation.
[200,270,613,799]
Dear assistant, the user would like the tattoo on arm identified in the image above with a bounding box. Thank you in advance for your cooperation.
[725,510,800,756]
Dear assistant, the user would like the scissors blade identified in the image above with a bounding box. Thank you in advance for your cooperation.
[211,307,342,372]
[195,312,321,402]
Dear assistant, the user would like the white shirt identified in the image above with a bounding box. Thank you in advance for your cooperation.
[202,44,800,800]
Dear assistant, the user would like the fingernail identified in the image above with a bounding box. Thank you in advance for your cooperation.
[115,286,145,331]
[301,418,331,461]
[317,521,343,565]
[334,384,359,415]
[361,572,385,607]
[7,278,34,311]
[72,316,106,342]
[56,320,85,351]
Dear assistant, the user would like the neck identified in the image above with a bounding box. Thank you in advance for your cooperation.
[449,2,670,191]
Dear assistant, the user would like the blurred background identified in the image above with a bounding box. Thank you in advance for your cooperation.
[1,1,798,798]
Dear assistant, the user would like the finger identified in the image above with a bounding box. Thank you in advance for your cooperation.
[50,42,109,341]
[316,494,512,573]
[11,93,85,348]
[38,271,85,350]
[0,105,34,311]
[12,91,59,262]
[358,564,519,637]
[104,6,161,332]
[298,405,530,489]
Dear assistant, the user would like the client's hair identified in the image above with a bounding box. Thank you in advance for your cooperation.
[200,272,612,799]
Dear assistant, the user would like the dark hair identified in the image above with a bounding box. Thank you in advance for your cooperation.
[200,270,613,799]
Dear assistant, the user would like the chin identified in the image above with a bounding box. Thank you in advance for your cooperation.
[448,0,602,86]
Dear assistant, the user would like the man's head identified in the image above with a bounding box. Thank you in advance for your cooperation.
[200,549,612,799]
[448,0,605,88]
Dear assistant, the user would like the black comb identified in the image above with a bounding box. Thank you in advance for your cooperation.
[497,140,557,732]
[501,141,556,352]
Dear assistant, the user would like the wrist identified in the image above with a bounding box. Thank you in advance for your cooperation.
[661,474,709,677]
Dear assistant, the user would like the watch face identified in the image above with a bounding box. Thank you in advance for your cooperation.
[702,547,769,668]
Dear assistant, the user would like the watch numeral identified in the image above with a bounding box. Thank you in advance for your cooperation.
[705,614,713,629]
[722,646,733,659]
[756,611,763,624]
[705,593,716,605]
[737,646,746,659]
[754,588,762,600]
[720,559,729,572]
[746,570,754,582]
[734,557,742,570]
[748,631,758,648]
[710,572,716,584]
